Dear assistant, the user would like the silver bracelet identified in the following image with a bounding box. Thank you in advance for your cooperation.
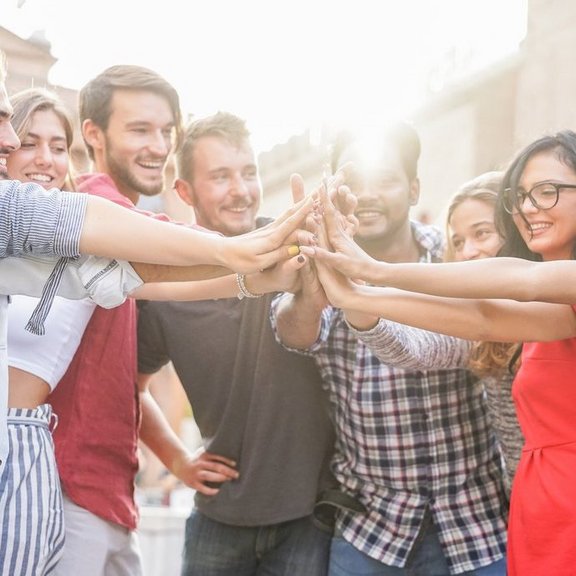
[235,273,263,300]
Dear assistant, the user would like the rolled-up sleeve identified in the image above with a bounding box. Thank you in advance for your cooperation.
[0,181,87,258]
[0,255,142,308]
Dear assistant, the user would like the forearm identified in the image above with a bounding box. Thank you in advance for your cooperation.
[139,391,192,476]
[132,263,232,284]
[80,196,227,266]
[342,285,576,342]
[365,258,576,304]
[131,267,293,301]
[273,293,324,350]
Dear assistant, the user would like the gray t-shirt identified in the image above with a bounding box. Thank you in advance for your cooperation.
[137,291,336,526]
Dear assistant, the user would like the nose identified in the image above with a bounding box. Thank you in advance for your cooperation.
[229,173,250,197]
[149,130,171,156]
[34,143,53,166]
[519,192,538,214]
[0,120,20,153]
[461,239,481,260]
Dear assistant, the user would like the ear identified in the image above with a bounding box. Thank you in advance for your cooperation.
[409,177,420,206]
[174,178,195,207]
[82,119,105,153]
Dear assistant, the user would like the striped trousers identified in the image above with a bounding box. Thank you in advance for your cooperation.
[0,404,65,575]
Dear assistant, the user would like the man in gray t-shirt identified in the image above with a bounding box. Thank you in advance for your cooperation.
[137,112,335,576]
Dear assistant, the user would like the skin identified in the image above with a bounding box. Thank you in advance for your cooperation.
[300,157,576,342]
[177,135,261,236]
[449,198,503,261]
[0,82,20,177]
[338,141,420,262]
[6,109,69,188]
[82,89,174,204]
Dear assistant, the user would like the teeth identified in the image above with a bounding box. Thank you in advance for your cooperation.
[229,206,249,213]
[27,173,52,183]
[140,161,163,168]
[0,157,6,167]
[530,223,552,231]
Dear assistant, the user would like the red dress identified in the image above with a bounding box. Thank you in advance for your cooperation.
[508,336,576,575]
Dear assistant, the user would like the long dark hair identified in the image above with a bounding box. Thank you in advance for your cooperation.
[495,130,576,261]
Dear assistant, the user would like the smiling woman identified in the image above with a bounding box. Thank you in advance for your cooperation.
[7,87,75,189]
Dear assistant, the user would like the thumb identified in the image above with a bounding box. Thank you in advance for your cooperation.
[290,173,305,204]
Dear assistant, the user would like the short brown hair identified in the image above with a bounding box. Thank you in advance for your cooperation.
[79,64,183,160]
[177,111,250,184]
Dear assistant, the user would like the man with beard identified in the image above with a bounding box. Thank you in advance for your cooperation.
[48,65,186,576]
[136,112,336,576]
[271,124,508,575]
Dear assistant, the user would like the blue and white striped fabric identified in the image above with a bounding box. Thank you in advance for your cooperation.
[0,180,87,464]
[0,404,64,575]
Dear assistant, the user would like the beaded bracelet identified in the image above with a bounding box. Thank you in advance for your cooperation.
[235,273,263,300]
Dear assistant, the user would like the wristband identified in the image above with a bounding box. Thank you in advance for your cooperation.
[236,273,263,300]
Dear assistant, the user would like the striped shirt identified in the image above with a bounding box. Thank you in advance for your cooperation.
[271,222,508,574]
[0,180,87,464]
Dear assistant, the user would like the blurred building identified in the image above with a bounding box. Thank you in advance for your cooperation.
[259,0,576,224]
[3,0,576,224]
[1,26,90,172]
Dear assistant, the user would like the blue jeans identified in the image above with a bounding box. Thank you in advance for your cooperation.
[328,523,506,576]
[181,509,331,576]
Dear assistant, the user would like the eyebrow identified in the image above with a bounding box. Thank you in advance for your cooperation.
[25,131,67,142]
[470,220,495,228]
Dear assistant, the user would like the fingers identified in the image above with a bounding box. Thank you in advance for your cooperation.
[264,197,315,249]
[290,173,306,204]
[192,453,240,495]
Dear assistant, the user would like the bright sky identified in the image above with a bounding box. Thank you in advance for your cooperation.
[3,0,527,152]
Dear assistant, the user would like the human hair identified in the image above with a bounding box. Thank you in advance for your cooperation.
[496,130,576,261]
[331,122,421,181]
[176,111,250,184]
[10,88,74,149]
[79,64,183,160]
[444,171,503,262]
[9,88,76,190]
[0,50,6,84]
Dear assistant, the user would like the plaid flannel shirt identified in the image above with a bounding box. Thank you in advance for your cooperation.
[270,222,507,574]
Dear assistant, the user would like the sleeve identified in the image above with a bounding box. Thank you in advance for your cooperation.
[0,181,87,258]
[268,292,335,355]
[347,317,473,370]
[0,255,143,308]
[137,300,172,374]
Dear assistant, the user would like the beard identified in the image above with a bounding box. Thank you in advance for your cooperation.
[104,147,164,198]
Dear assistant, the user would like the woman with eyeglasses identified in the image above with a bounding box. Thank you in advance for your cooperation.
[302,130,576,575]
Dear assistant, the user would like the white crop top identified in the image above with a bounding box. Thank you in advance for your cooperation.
[7,295,96,391]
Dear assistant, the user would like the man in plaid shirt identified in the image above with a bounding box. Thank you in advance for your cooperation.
[271,124,508,575]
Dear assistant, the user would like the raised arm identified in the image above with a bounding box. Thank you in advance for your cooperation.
[314,260,576,343]
[79,193,315,274]
[304,182,576,305]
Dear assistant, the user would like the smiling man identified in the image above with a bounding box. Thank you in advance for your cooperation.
[48,65,184,576]
[271,123,508,576]
[137,112,335,576]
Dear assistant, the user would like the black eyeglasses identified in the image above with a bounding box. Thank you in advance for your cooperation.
[503,182,576,214]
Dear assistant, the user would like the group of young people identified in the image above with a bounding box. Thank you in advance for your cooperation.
[2,43,576,576]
